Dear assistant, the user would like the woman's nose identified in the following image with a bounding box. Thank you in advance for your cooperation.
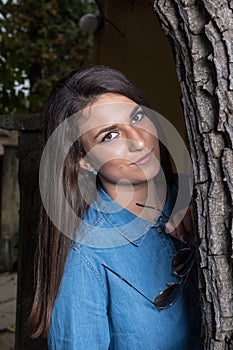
[127,127,145,151]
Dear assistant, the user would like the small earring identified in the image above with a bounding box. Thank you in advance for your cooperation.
[92,170,97,175]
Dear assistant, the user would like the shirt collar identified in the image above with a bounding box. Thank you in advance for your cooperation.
[74,183,176,248]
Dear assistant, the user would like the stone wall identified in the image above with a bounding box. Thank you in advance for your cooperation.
[0,144,19,271]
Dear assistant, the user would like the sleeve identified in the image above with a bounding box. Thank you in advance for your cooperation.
[48,247,110,350]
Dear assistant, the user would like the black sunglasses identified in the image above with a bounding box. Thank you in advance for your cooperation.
[102,247,195,310]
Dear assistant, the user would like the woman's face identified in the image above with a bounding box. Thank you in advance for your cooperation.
[79,93,160,188]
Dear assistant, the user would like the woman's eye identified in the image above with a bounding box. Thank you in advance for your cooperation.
[101,131,119,142]
[131,111,144,125]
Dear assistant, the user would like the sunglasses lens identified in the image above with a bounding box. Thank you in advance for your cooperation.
[172,248,195,277]
[154,283,181,309]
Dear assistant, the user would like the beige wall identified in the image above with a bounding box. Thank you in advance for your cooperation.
[93,0,186,138]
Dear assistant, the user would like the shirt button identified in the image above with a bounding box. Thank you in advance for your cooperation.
[157,227,163,234]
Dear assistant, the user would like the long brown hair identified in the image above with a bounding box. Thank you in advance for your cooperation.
[29,65,173,337]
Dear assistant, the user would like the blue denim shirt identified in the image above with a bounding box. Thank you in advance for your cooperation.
[48,184,202,349]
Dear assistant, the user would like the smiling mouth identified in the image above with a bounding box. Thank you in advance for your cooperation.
[133,149,154,165]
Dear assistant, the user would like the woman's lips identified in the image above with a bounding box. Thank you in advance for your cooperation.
[133,149,153,165]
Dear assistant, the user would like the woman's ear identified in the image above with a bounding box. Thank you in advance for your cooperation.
[79,156,95,172]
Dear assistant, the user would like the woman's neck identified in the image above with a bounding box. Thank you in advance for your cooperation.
[102,179,167,222]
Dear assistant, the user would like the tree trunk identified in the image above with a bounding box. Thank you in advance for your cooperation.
[153,0,233,348]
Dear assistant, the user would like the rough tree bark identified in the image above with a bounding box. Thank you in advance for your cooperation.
[153,0,233,349]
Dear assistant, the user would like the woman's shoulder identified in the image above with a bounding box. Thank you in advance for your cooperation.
[60,241,109,295]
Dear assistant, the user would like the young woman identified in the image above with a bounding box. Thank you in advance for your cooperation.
[29,65,202,349]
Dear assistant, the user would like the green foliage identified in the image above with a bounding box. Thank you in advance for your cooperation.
[0,0,98,113]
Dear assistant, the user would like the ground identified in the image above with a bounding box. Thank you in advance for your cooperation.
[0,273,16,350]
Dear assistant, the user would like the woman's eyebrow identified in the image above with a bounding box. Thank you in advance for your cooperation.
[94,124,119,139]
[129,104,141,120]
[93,105,140,140]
